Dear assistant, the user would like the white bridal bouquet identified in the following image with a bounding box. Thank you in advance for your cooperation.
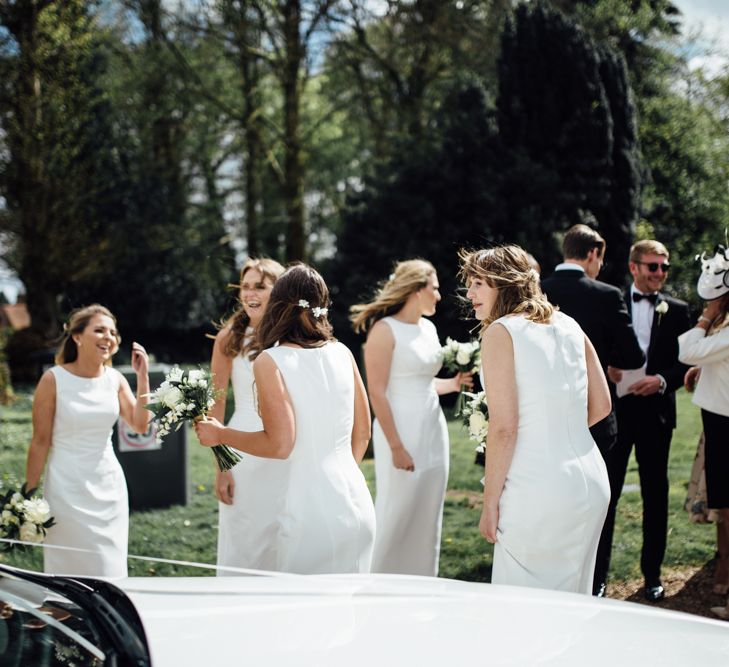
[460,391,489,456]
[441,337,481,415]
[0,483,55,552]
[146,366,241,471]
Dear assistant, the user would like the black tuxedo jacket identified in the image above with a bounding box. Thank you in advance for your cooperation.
[617,290,691,430]
[541,269,645,439]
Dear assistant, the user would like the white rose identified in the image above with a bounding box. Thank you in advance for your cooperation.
[655,301,668,315]
[188,369,206,384]
[469,411,488,438]
[1,509,14,523]
[10,492,23,507]
[456,348,471,366]
[162,387,184,409]
[168,367,184,383]
[22,497,51,525]
[19,521,40,542]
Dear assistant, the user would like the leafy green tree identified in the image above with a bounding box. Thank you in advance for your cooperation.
[0,0,124,341]
[496,0,640,283]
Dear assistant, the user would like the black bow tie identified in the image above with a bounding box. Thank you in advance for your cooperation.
[633,292,658,304]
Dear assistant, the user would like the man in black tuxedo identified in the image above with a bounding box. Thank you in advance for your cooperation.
[541,224,645,596]
[606,239,691,602]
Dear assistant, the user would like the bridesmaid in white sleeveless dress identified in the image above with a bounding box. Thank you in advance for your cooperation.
[197,264,375,574]
[461,246,611,594]
[25,304,151,577]
[350,260,471,576]
[209,258,285,573]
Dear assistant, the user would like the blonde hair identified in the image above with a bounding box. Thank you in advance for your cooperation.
[221,257,285,357]
[55,304,120,365]
[630,239,669,262]
[349,259,436,334]
[458,245,553,334]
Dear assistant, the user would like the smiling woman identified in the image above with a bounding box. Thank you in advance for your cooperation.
[24,304,151,578]
[206,258,286,574]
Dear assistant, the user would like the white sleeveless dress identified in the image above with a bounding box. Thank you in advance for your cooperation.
[216,353,289,574]
[43,366,128,577]
[264,342,376,574]
[490,312,610,594]
[371,316,449,576]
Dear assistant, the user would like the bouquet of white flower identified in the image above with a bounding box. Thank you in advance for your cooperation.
[441,337,481,415]
[460,391,489,456]
[0,483,55,552]
[146,366,241,471]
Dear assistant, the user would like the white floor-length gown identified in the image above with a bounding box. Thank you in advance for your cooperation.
[371,317,449,576]
[43,366,128,577]
[490,312,610,594]
[264,342,376,574]
[216,353,289,574]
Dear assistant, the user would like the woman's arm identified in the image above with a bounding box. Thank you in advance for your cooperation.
[364,320,414,471]
[118,342,151,434]
[209,327,234,423]
[350,351,372,463]
[209,327,235,504]
[195,352,296,459]
[585,334,611,427]
[678,326,729,366]
[25,371,56,490]
[479,324,518,543]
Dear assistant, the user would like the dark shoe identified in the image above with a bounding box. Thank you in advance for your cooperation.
[593,582,606,598]
[644,582,665,602]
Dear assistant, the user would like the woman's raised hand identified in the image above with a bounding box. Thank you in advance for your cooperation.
[131,342,149,376]
[454,370,474,392]
[195,416,223,447]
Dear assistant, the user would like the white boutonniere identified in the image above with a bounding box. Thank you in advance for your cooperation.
[655,300,668,324]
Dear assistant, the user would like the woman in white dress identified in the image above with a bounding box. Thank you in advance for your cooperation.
[349,260,471,576]
[460,245,611,594]
[25,304,150,577]
[196,264,375,574]
[209,258,285,573]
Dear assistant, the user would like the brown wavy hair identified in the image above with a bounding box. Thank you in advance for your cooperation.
[253,263,335,358]
[55,304,120,365]
[458,245,553,335]
[221,258,285,357]
[349,259,436,334]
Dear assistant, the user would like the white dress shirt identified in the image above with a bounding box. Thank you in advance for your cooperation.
[630,284,655,356]
[678,324,729,418]
[554,262,585,273]
[629,284,667,393]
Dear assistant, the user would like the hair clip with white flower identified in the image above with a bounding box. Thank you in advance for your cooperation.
[297,299,328,318]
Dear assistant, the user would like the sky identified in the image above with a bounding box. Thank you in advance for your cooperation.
[673,0,729,73]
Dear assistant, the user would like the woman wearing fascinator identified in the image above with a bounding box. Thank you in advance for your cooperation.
[678,243,729,617]
[196,264,375,574]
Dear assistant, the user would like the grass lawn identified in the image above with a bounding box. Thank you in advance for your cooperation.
[0,386,716,583]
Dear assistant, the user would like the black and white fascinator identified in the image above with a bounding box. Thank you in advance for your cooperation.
[697,243,729,301]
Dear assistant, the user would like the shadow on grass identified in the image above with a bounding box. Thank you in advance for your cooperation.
[615,558,723,619]
[450,560,492,583]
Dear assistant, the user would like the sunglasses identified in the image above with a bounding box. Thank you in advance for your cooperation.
[635,260,670,273]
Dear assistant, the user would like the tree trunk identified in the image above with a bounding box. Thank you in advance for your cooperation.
[13,1,60,340]
[282,0,306,261]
